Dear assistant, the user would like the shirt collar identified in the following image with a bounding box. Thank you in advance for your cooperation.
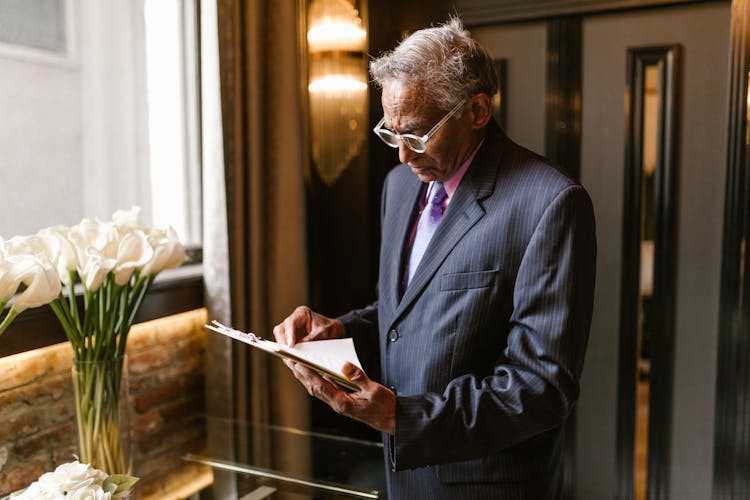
[443,138,484,199]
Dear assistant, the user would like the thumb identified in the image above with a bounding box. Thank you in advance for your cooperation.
[342,362,366,383]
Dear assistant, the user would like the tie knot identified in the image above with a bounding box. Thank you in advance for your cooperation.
[427,182,447,207]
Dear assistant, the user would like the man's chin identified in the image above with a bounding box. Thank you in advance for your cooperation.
[410,166,437,182]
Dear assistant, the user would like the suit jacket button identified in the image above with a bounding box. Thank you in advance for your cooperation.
[388,329,399,342]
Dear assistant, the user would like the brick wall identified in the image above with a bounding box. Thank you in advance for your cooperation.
[0,308,212,498]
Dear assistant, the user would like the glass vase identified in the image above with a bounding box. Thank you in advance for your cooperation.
[71,355,131,475]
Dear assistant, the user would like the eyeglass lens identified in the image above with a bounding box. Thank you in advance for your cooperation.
[375,130,427,153]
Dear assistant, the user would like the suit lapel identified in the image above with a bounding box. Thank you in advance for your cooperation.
[396,190,485,314]
[392,125,508,323]
[384,173,422,314]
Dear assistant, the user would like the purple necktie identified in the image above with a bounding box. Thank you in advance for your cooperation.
[407,182,447,284]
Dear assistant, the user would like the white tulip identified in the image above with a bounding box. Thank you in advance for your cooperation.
[0,259,21,302]
[8,254,62,311]
[37,226,78,285]
[141,226,187,276]
[3,235,66,294]
[113,229,153,285]
[68,219,120,291]
[69,219,119,261]
[162,226,187,269]
[79,248,117,291]
[2,234,58,263]
[112,206,142,228]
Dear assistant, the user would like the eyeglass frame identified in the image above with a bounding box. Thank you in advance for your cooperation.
[372,98,468,153]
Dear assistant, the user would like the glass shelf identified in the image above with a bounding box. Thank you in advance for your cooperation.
[183,416,386,499]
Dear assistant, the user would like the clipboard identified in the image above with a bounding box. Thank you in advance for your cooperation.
[205,321,361,392]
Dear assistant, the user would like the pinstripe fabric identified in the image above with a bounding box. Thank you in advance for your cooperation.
[339,121,596,499]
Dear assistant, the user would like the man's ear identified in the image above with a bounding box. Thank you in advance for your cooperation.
[469,93,493,129]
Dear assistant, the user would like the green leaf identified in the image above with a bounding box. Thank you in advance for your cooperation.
[103,474,139,495]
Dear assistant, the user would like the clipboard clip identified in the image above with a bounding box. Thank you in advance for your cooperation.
[208,320,264,342]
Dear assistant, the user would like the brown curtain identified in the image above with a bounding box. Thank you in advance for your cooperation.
[215,0,311,471]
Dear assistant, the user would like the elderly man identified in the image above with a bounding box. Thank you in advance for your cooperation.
[274,17,596,499]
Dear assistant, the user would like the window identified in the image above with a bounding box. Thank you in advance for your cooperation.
[0,0,202,247]
[0,0,204,357]
[144,0,202,246]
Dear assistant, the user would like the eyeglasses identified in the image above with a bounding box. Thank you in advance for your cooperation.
[372,98,467,153]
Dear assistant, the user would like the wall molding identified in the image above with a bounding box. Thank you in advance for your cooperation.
[457,0,705,25]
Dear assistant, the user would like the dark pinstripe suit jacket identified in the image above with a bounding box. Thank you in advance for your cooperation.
[340,121,596,499]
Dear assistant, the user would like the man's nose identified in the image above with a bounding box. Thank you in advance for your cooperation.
[399,142,417,164]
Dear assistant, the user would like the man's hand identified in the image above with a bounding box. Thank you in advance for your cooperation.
[289,361,396,435]
[272,305,346,347]
[272,307,394,433]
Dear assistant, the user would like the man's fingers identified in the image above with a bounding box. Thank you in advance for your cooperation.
[341,362,365,383]
[273,306,343,347]
[272,323,284,343]
[272,315,298,346]
[290,361,394,433]
[282,315,298,346]
[280,308,309,346]
[292,363,340,400]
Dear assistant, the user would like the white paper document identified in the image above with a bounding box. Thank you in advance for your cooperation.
[205,321,362,391]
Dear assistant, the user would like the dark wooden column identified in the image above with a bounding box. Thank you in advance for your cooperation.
[544,17,583,500]
[714,1,750,498]
[545,16,582,181]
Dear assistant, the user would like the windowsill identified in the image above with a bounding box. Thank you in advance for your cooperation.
[0,263,205,358]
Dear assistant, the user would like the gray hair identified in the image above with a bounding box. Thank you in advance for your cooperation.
[369,17,498,112]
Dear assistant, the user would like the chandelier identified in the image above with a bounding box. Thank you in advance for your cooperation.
[307,0,368,185]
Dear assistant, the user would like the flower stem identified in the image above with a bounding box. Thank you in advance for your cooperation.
[0,307,20,337]
[73,357,127,474]
[50,298,83,353]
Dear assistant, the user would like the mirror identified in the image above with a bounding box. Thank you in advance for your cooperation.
[634,62,658,500]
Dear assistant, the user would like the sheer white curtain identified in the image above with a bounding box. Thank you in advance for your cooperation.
[80,0,152,223]
[200,0,232,413]
[200,2,237,498]
[201,0,312,493]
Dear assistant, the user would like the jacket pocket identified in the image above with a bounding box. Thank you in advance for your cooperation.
[440,269,498,291]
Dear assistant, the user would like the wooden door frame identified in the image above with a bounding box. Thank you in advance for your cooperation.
[458,0,708,25]
[714,1,750,497]
[618,45,681,500]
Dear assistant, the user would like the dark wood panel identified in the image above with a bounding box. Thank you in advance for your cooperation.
[455,0,705,25]
[714,1,750,497]
[542,18,583,500]
[545,16,582,181]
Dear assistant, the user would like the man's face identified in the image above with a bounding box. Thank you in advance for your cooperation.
[381,81,474,183]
